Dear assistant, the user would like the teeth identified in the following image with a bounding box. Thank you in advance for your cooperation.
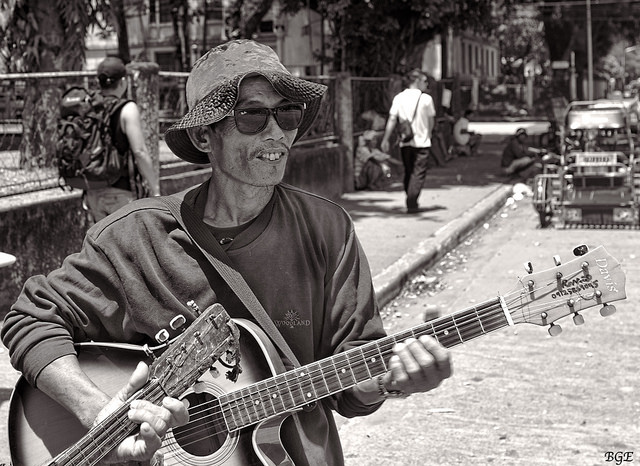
[260,152,283,161]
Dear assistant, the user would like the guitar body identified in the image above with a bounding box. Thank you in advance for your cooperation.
[8,319,295,466]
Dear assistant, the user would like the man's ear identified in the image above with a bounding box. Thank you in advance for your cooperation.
[186,126,212,153]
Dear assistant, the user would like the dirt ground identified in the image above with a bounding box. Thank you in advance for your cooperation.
[338,200,638,466]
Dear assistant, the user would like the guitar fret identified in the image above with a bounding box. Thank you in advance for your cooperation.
[283,369,307,408]
[361,344,388,378]
[297,367,318,404]
[311,360,332,398]
[238,386,258,425]
[220,298,512,434]
[348,349,370,384]
[473,307,487,334]
[251,380,272,419]
[333,352,356,387]
[223,391,246,431]
[319,358,342,393]
[262,378,278,416]
[451,314,464,342]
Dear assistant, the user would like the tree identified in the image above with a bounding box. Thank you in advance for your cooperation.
[305,0,509,76]
[0,0,102,167]
[539,0,640,94]
[223,0,511,77]
[498,3,548,84]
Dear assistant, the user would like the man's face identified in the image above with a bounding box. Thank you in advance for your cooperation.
[417,75,429,92]
[206,76,298,188]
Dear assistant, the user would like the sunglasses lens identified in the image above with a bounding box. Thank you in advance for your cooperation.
[233,104,305,134]
[275,104,304,130]
[235,108,270,134]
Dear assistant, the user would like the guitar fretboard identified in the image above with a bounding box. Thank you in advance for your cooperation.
[220,297,509,431]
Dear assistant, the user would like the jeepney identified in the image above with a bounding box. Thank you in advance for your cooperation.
[532,100,640,228]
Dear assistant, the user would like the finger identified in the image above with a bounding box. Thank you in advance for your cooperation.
[135,422,163,454]
[387,353,409,386]
[162,397,190,427]
[129,400,171,437]
[393,338,425,377]
[117,362,150,402]
[417,335,452,378]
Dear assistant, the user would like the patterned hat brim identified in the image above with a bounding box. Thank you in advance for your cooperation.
[164,71,327,164]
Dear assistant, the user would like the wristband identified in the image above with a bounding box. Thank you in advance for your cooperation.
[377,374,408,399]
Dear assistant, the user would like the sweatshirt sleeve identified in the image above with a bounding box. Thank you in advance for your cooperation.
[321,227,387,418]
[1,232,133,387]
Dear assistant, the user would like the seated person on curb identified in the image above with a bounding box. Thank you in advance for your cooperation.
[354,130,401,190]
[501,128,541,178]
[453,108,482,156]
[1,40,452,466]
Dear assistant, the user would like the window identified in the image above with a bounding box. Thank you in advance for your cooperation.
[149,0,175,25]
[207,0,224,20]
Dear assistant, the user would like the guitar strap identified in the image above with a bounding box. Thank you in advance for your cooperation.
[160,193,302,369]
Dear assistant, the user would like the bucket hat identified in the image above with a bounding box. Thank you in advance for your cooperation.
[165,40,327,164]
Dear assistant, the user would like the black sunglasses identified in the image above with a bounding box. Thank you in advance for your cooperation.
[230,103,306,135]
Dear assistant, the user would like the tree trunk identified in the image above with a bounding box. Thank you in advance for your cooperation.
[111,0,131,63]
[19,0,81,168]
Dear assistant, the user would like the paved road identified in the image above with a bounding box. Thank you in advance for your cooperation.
[339,194,639,465]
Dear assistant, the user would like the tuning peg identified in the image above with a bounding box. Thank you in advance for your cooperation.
[572,313,585,325]
[170,314,187,330]
[155,328,170,344]
[573,244,589,256]
[186,300,201,315]
[553,255,561,266]
[209,367,220,378]
[600,304,617,317]
[524,261,533,274]
[548,323,563,337]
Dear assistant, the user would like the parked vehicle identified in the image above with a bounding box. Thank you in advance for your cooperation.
[532,100,640,228]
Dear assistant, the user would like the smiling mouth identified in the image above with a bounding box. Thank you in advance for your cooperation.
[257,150,287,161]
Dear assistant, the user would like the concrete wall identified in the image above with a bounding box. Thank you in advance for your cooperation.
[0,141,344,313]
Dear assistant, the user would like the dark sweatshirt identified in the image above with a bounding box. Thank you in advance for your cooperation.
[2,181,386,465]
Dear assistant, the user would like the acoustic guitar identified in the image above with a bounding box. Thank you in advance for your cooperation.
[8,245,626,465]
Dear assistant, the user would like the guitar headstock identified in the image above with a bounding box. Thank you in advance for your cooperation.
[149,303,240,397]
[507,245,626,335]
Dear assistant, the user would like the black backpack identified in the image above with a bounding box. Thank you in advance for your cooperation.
[55,87,129,190]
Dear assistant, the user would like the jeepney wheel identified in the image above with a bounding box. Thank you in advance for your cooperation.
[538,206,553,228]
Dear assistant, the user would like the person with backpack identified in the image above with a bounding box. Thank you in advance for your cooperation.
[84,57,160,223]
[380,69,436,213]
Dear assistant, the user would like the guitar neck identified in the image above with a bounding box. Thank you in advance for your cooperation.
[221,297,510,431]
[49,381,165,466]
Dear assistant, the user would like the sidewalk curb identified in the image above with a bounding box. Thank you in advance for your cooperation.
[372,184,513,308]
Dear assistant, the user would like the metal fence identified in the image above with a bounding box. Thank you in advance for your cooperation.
[0,71,98,198]
[0,71,342,198]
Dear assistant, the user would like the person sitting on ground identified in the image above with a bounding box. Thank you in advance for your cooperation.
[354,130,401,190]
[453,108,482,156]
[501,128,540,178]
[2,40,451,466]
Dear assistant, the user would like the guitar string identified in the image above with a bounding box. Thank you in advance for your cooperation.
[165,300,507,432]
[158,278,575,451]
[159,284,585,454]
[160,271,593,455]
[58,382,166,466]
[158,299,523,451]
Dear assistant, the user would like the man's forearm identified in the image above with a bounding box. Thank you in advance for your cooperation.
[132,149,161,196]
[36,354,111,428]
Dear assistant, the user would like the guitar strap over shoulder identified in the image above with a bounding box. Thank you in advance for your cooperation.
[160,193,302,369]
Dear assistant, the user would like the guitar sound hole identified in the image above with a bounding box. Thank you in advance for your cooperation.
[172,391,227,456]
